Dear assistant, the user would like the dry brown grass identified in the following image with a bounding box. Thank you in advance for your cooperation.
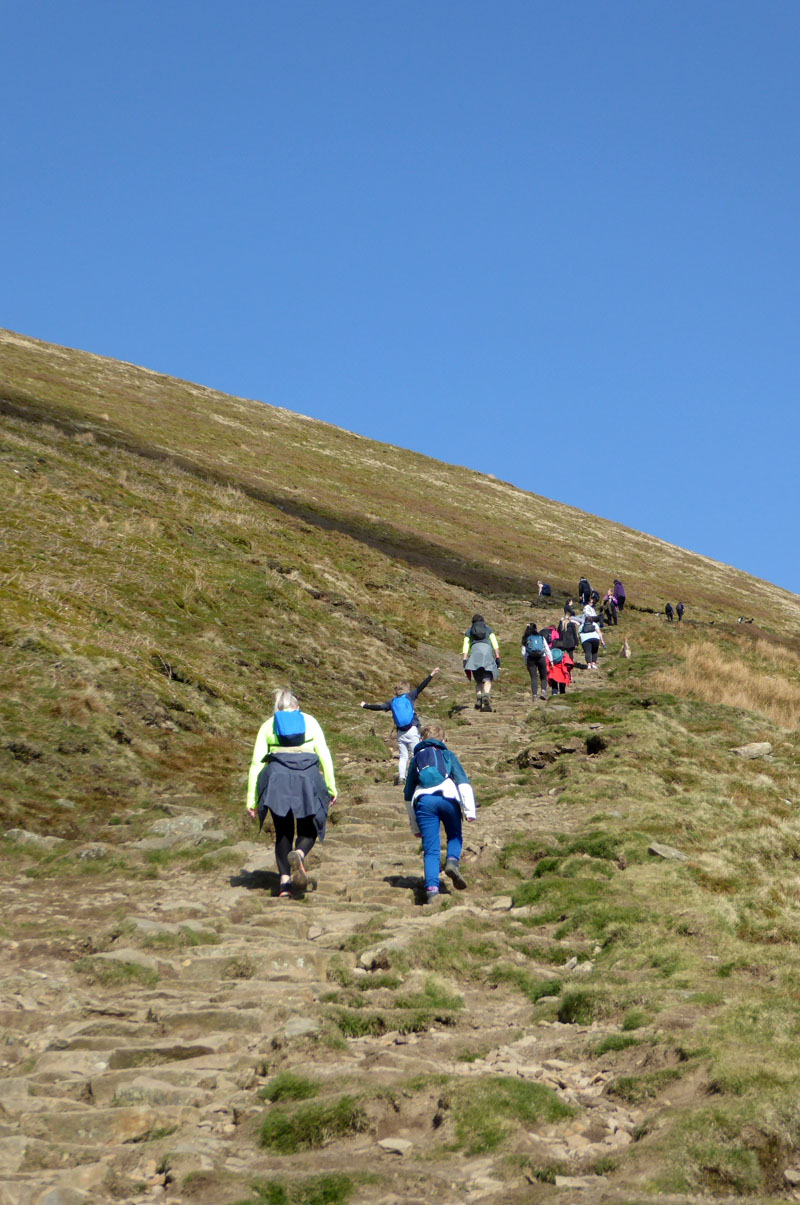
[651,638,800,731]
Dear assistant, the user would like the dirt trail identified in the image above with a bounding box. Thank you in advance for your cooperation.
[0,636,649,1204]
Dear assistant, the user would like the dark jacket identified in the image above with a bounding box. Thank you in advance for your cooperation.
[256,751,330,840]
[558,618,580,653]
[361,673,434,732]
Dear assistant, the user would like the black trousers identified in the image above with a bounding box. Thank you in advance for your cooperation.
[527,654,548,698]
[270,811,317,877]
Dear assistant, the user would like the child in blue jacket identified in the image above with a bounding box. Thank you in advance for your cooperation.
[404,724,477,901]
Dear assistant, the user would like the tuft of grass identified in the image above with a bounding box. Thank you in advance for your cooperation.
[392,977,463,1011]
[222,955,256,979]
[260,1096,368,1153]
[593,1033,641,1055]
[487,964,561,1004]
[259,1072,320,1103]
[557,990,598,1025]
[610,1067,683,1104]
[73,955,158,988]
[446,1075,573,1155]
[238,1173,356,1205]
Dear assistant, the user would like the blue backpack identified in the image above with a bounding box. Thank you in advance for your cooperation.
[525,633,545,656]
[414,744,450,789]
[551,648,564,664]
[390,694,415,727]
[274,710,306,745]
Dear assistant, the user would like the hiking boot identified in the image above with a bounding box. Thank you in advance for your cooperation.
[278,881,293,898]
[288,849,308,890]
[474,697,482,709]
[424,888,442,910]
[482,696,492,711]
[444,858,467,890]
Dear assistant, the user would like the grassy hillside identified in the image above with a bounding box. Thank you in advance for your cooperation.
[2,327,800,1201]
[2,326,797,836]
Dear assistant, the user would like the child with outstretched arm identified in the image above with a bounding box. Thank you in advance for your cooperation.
[360,668,440,785]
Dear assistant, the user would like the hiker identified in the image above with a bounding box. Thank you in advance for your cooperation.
[547,647,574,696]
[246,689,337,898]
[521,621,553,702]
[665,602,674,622]
[580,609,606,669]
[578,577,592,606]
[539,581,552,597]
[676,602,685,621]
[602,590,619,626]
[613,578,626,611]
[404,723,476,902]
[564,597,576,617]
[558,613,581,659]
[463,614,500,712]
[360,668,440,785]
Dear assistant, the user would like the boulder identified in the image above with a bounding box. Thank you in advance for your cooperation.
[649,843,688,862]
[731,742,772,759]
[3,829,65,851]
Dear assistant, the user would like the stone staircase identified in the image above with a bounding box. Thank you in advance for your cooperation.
[0,649,646,1205]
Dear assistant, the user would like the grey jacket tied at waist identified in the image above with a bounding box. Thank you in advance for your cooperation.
[256,751,331,840]
[464,640,498,678]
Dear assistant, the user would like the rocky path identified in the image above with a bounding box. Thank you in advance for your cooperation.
[0,649,652,1205]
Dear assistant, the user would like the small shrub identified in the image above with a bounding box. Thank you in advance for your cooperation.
[557,990,597,1025]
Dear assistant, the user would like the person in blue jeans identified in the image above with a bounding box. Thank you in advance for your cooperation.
[404,724,477,902]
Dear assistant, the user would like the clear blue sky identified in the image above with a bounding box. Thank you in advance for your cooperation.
[3,2,798,594]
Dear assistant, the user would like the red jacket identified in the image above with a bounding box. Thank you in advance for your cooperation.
[547,652,574,687]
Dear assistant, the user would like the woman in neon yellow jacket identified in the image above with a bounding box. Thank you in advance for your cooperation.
[246,689,337,897]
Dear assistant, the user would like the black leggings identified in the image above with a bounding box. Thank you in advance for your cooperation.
[527,654,548,698]
[270,811,317,877]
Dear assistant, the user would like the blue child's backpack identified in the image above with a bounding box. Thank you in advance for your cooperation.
[550,648,564,664]
[414,744,450,789]
[390,694,415,728]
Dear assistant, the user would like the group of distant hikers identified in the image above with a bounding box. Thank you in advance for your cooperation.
[246,573,633,903]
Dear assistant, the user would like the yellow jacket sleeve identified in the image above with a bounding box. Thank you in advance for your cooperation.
[246,718,274,812]
[462,634,470,657]
[490,632,500,653]
[304,714,337,796]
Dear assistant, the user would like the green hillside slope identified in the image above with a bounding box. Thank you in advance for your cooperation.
[1,327,800,1202]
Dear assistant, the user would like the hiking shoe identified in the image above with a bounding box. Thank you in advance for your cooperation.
[288,849,308,890]
[444,858,468,890]
[482,696,492,711]
[278,882,293,898]
[474,697,482,709]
